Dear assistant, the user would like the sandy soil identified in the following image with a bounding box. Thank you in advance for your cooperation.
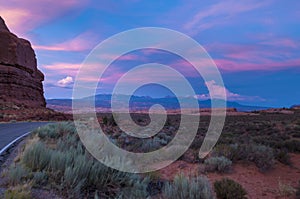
[159,154,300,199]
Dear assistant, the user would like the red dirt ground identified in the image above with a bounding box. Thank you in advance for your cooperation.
[158,154,300,199]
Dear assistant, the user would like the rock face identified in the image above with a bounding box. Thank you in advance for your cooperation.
[0,16,46,109]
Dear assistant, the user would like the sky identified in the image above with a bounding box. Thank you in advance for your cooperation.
[1,0,299,107]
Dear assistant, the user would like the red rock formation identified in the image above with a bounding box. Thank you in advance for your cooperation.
[0,16,46,109]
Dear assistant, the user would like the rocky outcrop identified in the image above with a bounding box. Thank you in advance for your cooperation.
[0,16,46,109]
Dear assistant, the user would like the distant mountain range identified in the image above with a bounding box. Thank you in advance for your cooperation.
[47,94,270,112]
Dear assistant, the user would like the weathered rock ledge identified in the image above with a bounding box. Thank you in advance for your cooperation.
[0,16,71,121]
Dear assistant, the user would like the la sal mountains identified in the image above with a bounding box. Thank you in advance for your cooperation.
[47,94,270,113]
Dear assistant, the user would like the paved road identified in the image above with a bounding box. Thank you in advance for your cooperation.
[0,122,49,150]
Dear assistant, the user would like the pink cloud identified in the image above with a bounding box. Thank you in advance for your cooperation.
[43,63,81,70]
[184,0,271,34]
[42,62,81,76]
[215,58,300,72]
[118,54,140,61]
[260,38,298,49]
[33,32,98,52]
[195,80,264,101]
[98,53,141,61]
[247,34,299,49]
[205,41,300,71]
[0,0,88,37]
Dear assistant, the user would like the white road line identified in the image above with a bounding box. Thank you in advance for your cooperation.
[0,132,31,155]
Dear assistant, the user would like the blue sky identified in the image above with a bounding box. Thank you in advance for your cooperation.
[1,0,299,107]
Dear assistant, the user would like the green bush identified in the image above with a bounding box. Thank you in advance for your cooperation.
[33,171,48,186]
[213,144,239,162]
[157,132,172,143]
[283,140,300,152]
[163,173,214,199]
[139,137,167,152]
[48,151,67,173]
[33,122,76,139]
[22,141,51,171]
[63,166,86,198]
[214,178,247,199]
[88,161,127,189]
[4,185,31,199]
[214,143,275,172]
[8,164,30,185]
[248,144,274,172]
[18,122,150,198]
[34,124,58,139]
[116,177,150,199]
[274,148,291,165]
[204,156,232,173]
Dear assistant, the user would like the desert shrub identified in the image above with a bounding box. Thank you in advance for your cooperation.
[214,178,247,199]
[34,124,59,139]
[4,185,31,199]
[61,153,94,197]
[56,122,76,135]
[213,144,240,161]
[215,143,275,172]
[102,116,117,126]
[248,144,274,172]
[33,122,75,139]
[33,171,48,186]
[140,137,166,152]
[157,132,172,143]
[274,148,291,165]
[57,149,141,198]
[63,166,86,198]
[22,141,51,171]
[88,156,138,187]
[57,134,80,152]
[163,173,214,199]
[146,171,161,181]
[19,122,150,198]
[116,177,150,199]
[8,164,30,185]
[48,150,67,173]
[283,140,300,152]
[87,159,145,198]
[204,156,232,173]
[190,138,204,150]
[278,180,296,197]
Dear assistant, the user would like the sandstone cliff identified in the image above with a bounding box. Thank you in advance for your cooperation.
[0,16,46,109]
[0,17,71,121]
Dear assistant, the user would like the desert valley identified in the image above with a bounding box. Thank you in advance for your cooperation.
[0,1,300,199]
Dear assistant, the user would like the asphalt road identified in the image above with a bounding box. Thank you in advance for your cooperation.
[0,122,49,151]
